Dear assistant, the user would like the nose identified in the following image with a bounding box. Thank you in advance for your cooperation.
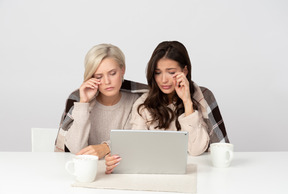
[161,73,168,83]
[103,75,111,85]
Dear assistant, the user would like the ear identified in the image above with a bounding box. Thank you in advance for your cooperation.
[183,66,188,76]
[121,66,125,76]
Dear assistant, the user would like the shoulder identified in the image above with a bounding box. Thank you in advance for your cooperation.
[199,86,216,104]
[136,92,148,103]
[67,89,80,101]
[120,79,148,94]
[119,91,144,109]
[132,92,148,109]
[121,91,142,102]
[131,93,150,120]
[132,93,149,114]
[63,89,80,113]
[193,81,216,102]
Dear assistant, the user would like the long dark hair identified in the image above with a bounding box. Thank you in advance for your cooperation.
[138,41,198,131]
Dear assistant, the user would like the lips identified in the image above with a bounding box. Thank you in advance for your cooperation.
[105,87,114,91]
[161,85,172,90]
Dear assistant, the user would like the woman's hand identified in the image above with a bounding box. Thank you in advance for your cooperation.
[105,154,122,174]
[76,144,109,159]
[79,78,101,103]
[173,72,191,103]
[173,72,194,116]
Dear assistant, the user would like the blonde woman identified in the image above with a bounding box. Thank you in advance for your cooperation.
[54,44,147,159]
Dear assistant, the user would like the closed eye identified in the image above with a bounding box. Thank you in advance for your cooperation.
[94,76,102,79]
[110,71,116,76]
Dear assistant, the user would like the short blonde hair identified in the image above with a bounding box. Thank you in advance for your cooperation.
[83,44,125,82]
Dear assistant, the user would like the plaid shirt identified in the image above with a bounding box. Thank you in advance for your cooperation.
[54,79,229,152]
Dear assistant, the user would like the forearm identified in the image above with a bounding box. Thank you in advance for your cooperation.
[65,102,91,154]
[179,111,210,156]
[183,100,194,116]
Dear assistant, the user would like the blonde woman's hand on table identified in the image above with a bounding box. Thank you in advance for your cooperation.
[76,144,109,159]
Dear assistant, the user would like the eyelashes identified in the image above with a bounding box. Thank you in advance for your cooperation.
[154,71,176,75]
[93,71,117,79]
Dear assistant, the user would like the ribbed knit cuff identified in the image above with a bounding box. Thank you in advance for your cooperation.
[178,110,201,129]
[73,102,90,111]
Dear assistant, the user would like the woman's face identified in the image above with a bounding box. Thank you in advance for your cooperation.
[154,58,183,95]
[93,57,124,97]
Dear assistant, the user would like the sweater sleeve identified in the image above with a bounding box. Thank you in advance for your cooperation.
[64,102,91,154]
[178,110,210,156]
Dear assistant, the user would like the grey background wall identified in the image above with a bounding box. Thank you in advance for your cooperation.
[1,0,287,152]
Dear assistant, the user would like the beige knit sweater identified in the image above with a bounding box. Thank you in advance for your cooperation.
[130,90,210,156]
[64,91,140,154]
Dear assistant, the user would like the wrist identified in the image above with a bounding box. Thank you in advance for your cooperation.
[79,99,88,103]
[184,100,194,116]
[79,95,89,103]
[102,143,111,155]
[183,99,193,108]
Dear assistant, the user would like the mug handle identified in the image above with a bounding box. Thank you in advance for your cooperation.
[226,150,234,164]
[65,161,75,176]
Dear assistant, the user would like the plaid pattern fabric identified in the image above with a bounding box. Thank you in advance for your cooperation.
[54,80,229,152]
[200,86,230,146]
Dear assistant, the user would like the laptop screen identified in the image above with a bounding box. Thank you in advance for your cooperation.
[110,129,188,174]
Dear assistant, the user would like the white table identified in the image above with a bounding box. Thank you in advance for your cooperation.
[0,152,287,194]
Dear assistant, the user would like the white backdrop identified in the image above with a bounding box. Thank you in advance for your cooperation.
[1,0,287,151]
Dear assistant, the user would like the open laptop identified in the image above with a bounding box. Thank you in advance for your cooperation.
[110,129,188,174]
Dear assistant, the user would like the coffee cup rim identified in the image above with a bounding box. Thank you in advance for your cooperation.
[74,155,99,160]
[210,142,234,147]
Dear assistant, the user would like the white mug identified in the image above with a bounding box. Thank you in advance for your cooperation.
[210,143,234,168]
[65,155,98,183]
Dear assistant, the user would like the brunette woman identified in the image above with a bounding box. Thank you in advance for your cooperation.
[105,41,229,173]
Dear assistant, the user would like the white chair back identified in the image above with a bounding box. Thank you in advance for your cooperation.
[31,128,59,152]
